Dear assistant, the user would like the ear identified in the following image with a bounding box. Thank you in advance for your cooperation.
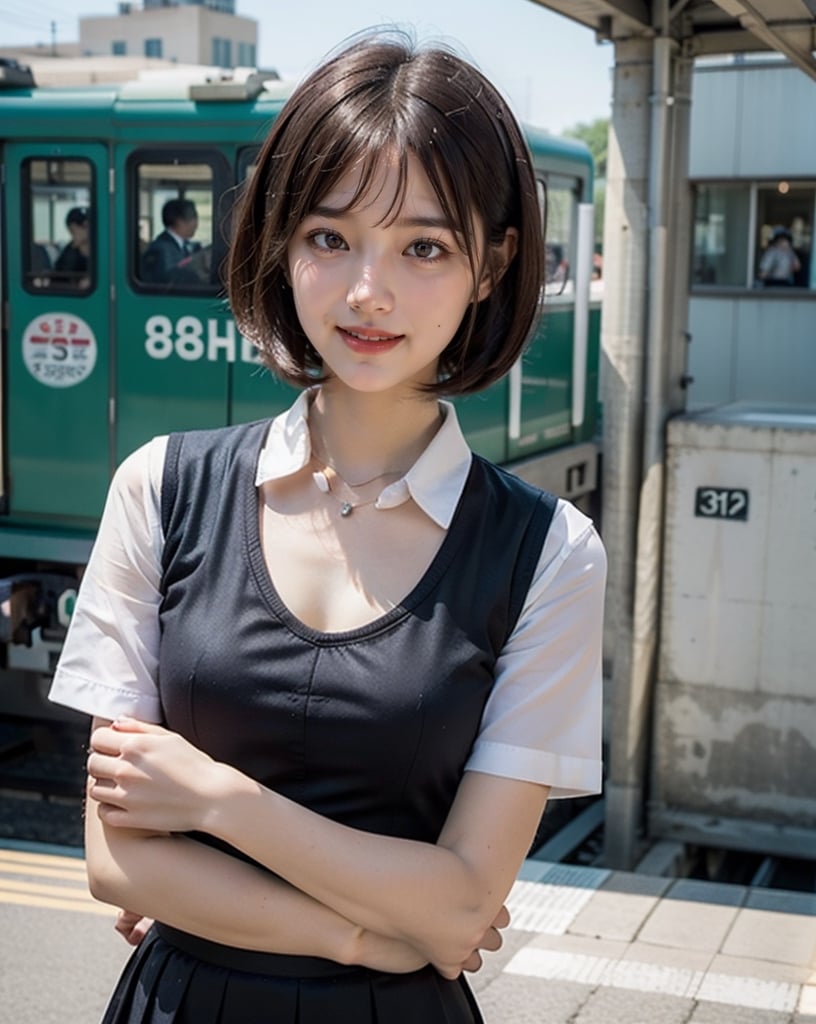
[476,227,519,302]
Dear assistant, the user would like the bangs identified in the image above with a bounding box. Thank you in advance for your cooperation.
[282,99,479,266]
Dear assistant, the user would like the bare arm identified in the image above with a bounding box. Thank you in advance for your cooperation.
[90,718,547,975]
[85,718,433,974]
[208,760,549,972]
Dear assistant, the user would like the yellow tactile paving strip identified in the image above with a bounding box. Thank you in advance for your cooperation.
[0,848,113,916]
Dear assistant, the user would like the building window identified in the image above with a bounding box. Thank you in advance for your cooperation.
[692,185,751,287]
[693,181,815,290]
[212,37,232,68]
[237,42,256,67]
[144,38,163,59]
[112,40,127,56]
[755,184,813,288]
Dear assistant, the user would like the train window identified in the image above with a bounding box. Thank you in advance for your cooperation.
[692,182,815,290]
[543,178,577,298]
[237,146,261,185]
[22,158,94,294]
[131,152,229,293]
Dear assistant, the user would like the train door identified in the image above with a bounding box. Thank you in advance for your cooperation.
[113,147,235,464]
[507,173,587,463]
[3,144,111,525]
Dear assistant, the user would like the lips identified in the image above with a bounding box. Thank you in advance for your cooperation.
[337,326,404,353]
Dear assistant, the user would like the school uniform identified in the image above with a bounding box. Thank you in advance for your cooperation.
[50,391,605,1023]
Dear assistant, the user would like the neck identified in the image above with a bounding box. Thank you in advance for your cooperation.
[309,384,443,481]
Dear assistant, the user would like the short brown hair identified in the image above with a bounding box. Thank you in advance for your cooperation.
[228,31,544,396]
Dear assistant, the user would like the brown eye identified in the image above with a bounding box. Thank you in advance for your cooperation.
[406,238,447,260]
[307,230,348,252]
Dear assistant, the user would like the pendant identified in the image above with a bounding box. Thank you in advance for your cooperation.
[340,502,354,517]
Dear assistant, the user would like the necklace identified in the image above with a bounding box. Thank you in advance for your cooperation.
[310,453,399,490]
[311,459,402,518]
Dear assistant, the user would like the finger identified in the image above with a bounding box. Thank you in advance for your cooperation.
[479,927,503,953]
[95,802,131,827]
[114,910,137,933]
[87,778,119,802]
[129,917,154,946]
[492,904,511,929]
[462,951,483,973]
[111,717,162,734]
[86,751,122,780]
[89,727,125,756]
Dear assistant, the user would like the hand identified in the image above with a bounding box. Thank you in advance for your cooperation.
[86,718,230,833]
[434,904,511,979]
[114,909,154,946]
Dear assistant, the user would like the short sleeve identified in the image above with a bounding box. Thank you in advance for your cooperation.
[464,500,606,798]
[48,437,168,722]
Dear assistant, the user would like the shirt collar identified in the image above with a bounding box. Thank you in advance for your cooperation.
[254,389,472,529]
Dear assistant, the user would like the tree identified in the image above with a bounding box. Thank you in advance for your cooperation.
[562,118,609,178]
[562,118,609,248]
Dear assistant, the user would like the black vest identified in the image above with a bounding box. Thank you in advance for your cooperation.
[158,419,555,842]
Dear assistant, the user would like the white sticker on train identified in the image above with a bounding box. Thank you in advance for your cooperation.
[22,313,98,388]
[144,315,261,363]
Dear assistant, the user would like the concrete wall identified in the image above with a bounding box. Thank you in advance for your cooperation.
[652,407,816,856]
[687,62,816,412]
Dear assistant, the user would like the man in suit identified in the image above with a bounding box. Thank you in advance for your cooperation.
[141,198,203,284]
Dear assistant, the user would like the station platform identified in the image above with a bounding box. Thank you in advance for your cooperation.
[1,842,815,1023]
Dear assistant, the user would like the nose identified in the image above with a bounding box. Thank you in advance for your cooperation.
[346,261,394,314]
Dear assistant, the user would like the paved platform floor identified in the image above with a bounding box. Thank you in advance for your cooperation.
[2,843,815,1023]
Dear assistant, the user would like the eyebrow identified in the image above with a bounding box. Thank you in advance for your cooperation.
[310,205,455,231]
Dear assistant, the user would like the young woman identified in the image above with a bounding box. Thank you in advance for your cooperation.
[50,31,605,1024]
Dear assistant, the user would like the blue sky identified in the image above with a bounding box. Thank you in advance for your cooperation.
[2,0,615,134]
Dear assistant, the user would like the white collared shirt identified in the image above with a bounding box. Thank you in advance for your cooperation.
[256,390,472,527]
[50,391,605,798]
[166,228,188,251]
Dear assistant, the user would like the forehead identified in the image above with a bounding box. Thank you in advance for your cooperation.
[317,150,449,222]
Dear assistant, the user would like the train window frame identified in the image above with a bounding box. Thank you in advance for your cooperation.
[128,148,232,296]
[692,179,816,293]
[237,146,261,186]
[21,157,96,296]
[540,173,580,301]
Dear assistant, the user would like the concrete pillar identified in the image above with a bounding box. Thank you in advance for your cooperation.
[600,36,653,868]
[602,32,694,869]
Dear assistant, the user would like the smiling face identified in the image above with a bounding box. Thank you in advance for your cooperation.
[287,152,497,398]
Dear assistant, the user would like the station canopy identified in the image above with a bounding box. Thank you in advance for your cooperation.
[526,0,816,80]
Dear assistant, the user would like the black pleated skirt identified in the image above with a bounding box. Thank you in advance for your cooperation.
[101,924,484,1023]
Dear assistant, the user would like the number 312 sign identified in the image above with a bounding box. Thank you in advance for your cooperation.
[694,487,749,521]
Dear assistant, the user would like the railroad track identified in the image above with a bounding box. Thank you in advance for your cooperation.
[0,716,86,848]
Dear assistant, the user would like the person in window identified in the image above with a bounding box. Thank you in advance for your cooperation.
[758,226,801,287]
[545,242,568,293]
[141,198,203,284]
[54,206,91,285]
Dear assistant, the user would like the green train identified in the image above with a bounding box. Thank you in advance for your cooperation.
[0,60,601,717]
